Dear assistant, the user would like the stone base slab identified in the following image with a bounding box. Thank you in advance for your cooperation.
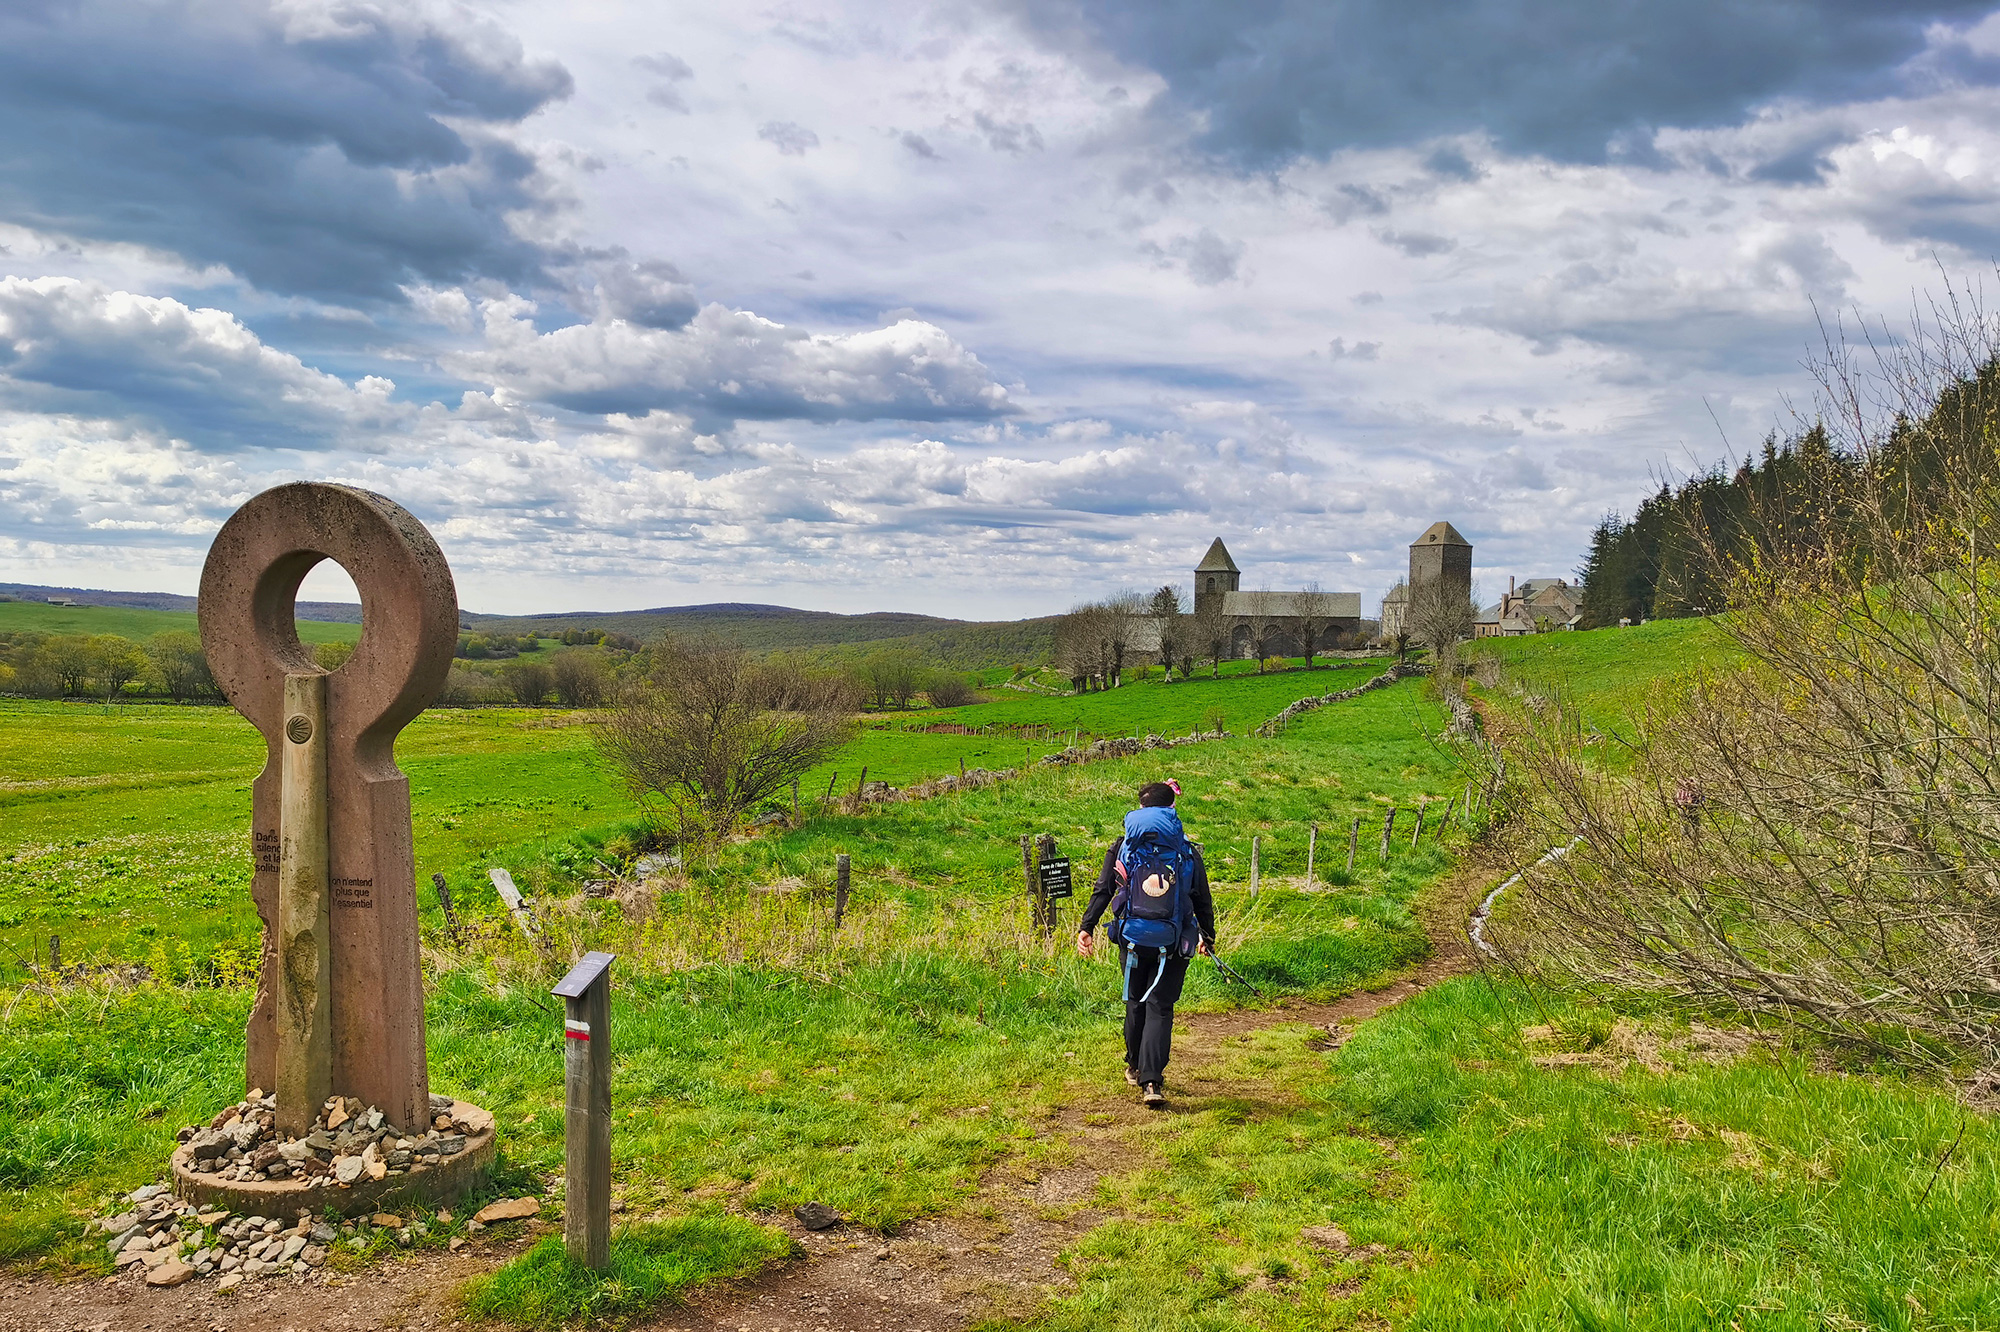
[170,1100,495,1219]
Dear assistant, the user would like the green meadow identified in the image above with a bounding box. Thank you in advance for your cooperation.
[0,598,361,645]
[1,622,1991,1332]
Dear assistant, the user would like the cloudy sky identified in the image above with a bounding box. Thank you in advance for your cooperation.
[4,0,2000,617]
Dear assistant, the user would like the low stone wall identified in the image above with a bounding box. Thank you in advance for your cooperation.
[1255,661,1424,736]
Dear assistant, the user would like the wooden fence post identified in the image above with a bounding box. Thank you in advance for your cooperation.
[48,934,60,977]
[1380,809,1395,861]
[430,872,463,947]
[1347,817,1359,874]
[1411,796,1427,848]
[823,771,839,812]
[553,951,614,1271]
[854,766,868,804]
[834,854,850,929]
[1305,823,1318,887]
[1438,796,1455,835]
[1250,835,1261,900]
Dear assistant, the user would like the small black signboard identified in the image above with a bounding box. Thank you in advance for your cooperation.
[1038,856,1074,901]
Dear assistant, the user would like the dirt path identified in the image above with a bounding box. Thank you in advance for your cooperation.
[3,864,1496,1332]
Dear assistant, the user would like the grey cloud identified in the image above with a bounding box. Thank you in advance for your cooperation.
[0,0,573,302]
[635,51,694,112]
[0,276,406,449]
[1327,338,1379,360]
[595,261,698,329]
[1175,229,1245,285]
[901,132,944,160]
[446,303,1017,426]
[1324,183,1390,222]
[973,112,1046,153]
[758,121,822,155]
[1374,228,1455,257]
[1005,0,1998,166]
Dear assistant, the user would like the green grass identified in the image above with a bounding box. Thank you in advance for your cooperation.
[2,625,1981,1332]
[0,599,359,644]
[0,700,624,968]
[816,659,1389,790]
[1466,619,1737,729]
[461,1217,795,1328]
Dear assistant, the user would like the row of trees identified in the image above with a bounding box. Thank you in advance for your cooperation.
[1052,582,1352,690]
[0,631,214,701]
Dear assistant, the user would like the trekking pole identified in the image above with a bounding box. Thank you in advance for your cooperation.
[1208,952,1265,1000]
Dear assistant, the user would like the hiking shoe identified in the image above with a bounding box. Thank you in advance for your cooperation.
[1124,1067,1140,1088]
[1141,1082,1166,1108]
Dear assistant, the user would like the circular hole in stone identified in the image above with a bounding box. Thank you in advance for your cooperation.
[295,558,363,671]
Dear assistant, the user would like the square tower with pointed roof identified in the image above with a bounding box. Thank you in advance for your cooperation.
[1408,521,1472,601]
[1193,537,1241,615]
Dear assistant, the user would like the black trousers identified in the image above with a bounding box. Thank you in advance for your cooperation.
[1120,945,1190,1086]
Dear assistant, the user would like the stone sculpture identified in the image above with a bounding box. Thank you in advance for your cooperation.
[197,482,459,1135]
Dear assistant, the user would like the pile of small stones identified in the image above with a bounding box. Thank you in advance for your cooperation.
[179,1089,473,1186]
[95,1184,445,1291]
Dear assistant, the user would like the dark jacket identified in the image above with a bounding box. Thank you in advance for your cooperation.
[1079,835,1217,947]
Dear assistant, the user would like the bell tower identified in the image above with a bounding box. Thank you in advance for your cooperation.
[1194,538,1240,614]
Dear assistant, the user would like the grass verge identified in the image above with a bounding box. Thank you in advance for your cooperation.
[460,1216,795,1330]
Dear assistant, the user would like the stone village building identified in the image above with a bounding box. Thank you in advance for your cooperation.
[1473,577,1582,637]
[1192,538,1363,658]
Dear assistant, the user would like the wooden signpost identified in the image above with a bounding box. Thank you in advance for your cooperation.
[1036,839,1072,938]
[553,950,615,1271]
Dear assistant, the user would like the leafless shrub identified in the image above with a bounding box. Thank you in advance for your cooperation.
[923,672,978,708]
[597,638,857,845]
[551,649,611,707]
[500,659,555,704]
[1187,594,1228,676]
[1494,279,2000,1075]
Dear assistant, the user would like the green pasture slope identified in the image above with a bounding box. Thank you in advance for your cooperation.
[3,638,1993,1332]
[0,599,360,645]
[1466,616,1738,727]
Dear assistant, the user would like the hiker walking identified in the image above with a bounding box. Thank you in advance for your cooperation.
[1076,780,1216,1108]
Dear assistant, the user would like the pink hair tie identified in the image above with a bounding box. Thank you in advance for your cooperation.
[1166,778,1182,795]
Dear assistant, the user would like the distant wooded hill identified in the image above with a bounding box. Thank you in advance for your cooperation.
[464,603,1056,670]
[0,585,1054,670]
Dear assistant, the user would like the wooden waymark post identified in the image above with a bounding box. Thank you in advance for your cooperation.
[834,854,851,929]
[1305,823,1318,887]
[1035,835,1070,938]
[276,671,332,1137]
[553,950,615,1270]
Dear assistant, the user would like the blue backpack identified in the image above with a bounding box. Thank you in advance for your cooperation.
[1113,806,1198,1001]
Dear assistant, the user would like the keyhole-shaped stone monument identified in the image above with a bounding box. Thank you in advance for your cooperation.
[198,482,459,1136]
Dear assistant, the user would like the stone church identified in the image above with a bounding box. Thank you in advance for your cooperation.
[1193,539,1363,658]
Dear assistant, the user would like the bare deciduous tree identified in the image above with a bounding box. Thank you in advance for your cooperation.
[1240,590,1284,669]
[145,631,216,702]
[1104,590,1145,686]
[598,639,858,844]
[1295,581,1340,667]
[1187,595,1228,677]
[1405,574,1475,654]
[1149,585,1184,679]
